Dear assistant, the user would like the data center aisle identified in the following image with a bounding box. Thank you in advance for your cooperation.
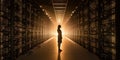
[17,36,100,60]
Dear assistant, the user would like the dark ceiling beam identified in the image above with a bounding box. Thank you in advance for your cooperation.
[54,7,66,8]
[54,5,66,7]
[53,0,67,3]
[54,8,65,10]
[53,3,66,5]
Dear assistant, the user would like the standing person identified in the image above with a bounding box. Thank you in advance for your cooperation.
[57,25,62,51]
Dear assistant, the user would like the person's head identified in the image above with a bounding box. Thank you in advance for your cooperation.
[58,25,61,29]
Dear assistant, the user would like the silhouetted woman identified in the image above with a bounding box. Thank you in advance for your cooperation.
[57,25,62,51]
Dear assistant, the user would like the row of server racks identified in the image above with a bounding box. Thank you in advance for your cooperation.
[0,0,53,60]
[65,0,116,60]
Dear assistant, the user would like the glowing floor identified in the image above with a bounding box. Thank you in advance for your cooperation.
[17,36,100,60]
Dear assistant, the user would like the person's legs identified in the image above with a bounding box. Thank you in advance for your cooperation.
[58,42,60,50]
[58,38,62,51]
[58,42,62,51]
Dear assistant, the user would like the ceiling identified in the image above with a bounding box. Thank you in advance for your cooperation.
[35,0,80,25]
[52,0,67,24]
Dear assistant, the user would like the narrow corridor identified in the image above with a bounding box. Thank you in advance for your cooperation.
[1,0,118,60]
[17,36,99,60]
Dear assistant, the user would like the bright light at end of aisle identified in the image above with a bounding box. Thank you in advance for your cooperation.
[58,19,61,24]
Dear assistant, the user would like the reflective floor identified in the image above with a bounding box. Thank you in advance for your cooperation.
[17,36,100,60]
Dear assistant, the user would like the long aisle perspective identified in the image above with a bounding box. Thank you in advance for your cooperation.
[17,36,100,60]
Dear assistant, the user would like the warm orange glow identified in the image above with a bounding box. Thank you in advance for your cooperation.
[58,19,61,24]
[61,28,65,36]
[51,17,68,38]
[52,28,66,37]
[54,31,58,36]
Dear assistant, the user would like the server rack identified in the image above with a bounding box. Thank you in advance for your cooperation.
[65,0,116,60]
[97,0,115,60]
[0,0,53,60]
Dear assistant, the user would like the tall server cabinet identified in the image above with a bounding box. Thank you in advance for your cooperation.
[65,0,116,60]
[0,0,53,60]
